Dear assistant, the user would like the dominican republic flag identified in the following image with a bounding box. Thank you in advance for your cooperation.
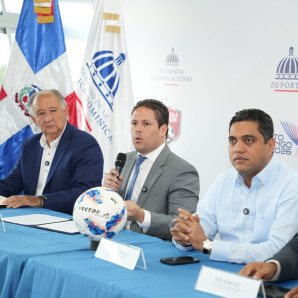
[0,0,77,179]
[76,0,134,174]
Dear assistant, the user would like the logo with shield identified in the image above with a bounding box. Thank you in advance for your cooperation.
[166,107,181,144]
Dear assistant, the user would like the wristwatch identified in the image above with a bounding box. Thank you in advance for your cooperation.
[202,238,213,254]
[38,195,48,208]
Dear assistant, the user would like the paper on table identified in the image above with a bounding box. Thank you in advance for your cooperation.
[36,220,80,234]
[3,214,70,226]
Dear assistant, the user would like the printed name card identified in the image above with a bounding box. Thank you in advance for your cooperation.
[195,265,264,298]
[95,238,146,270]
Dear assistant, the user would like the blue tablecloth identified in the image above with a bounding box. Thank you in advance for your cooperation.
[0,207,297,298]
[0,207,88,298]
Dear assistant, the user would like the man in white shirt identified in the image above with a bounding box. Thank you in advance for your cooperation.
[171,109,298,263]
[103,99,200,240]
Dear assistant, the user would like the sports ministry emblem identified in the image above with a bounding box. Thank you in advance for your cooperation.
[86,50,126,111]
[271,47,298,92]
[15,84,41,117]
[166,107,181,144]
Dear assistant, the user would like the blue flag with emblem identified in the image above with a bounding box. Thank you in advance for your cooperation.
[0,0,77,179]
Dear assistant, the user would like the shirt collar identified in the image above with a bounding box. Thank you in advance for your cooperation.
[39,122,67,149]
[235,156,278,186]
[139,142,166,163]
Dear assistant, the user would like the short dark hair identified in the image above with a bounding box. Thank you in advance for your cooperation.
[229,109,274,143]
[132,99,169,135]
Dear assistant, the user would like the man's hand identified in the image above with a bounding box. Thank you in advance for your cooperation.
[171,208,207,251]
[238,262,277,282]
[285,286,298,298]
[125,201,145,223]
[103,169,124,191]
[4,195,41,208]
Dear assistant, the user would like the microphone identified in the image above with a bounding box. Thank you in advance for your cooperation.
[112,153,126,177]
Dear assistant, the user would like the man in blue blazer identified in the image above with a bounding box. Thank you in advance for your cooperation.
[239,233,298,297]
[239,233,298,281]
[0,89,103,214]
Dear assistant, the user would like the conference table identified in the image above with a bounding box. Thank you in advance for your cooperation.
[0,207,296,298]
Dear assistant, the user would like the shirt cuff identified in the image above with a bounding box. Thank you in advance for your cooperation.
[209,239,231,262]
[138,209,151,231]
[172,238,194,251]
[266,260,281,281]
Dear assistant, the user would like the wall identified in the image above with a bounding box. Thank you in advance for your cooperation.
[117,0,298,197]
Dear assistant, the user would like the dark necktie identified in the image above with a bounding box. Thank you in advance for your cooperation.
[125,155,147,201]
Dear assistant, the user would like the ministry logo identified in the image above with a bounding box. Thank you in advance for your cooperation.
[152,48,192,86]
[87,50,126,111]
[271,47,298,92]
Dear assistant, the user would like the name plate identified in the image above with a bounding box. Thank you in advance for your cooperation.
[195,265,263,298]
[95,238,146,270]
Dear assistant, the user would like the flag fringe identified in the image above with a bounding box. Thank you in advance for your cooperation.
[103,13,119,21]
[106,25,121,34]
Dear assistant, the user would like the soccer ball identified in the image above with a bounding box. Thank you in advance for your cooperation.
[73,187,127,241]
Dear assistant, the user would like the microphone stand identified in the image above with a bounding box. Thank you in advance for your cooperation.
[90,239,100,251]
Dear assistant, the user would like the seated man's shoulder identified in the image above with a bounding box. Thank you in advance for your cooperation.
[164,151,198,174]
[22,131,42,147]
[277,159,298,180]
[69,124,98,144]
[211,167,237,186]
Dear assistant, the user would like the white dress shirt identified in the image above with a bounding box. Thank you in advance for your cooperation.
[173,157,298,263]
[35,124,66,196]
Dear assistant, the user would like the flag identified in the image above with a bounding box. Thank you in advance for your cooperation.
[76,0,134,174]
[0,0,77,179]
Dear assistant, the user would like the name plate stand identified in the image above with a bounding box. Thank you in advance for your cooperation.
[0,214,5,232]
[195,265,266,298]
[95,238,146,270]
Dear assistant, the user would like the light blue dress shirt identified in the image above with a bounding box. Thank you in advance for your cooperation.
[175,157,298,264]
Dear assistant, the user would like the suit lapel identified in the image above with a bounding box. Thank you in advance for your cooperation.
[46,122,72,185]
[137,145,170,207]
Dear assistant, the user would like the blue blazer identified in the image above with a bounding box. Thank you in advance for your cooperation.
[0,122,104,214]
[269,233,298,282]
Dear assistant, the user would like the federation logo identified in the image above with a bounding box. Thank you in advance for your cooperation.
[271,47,298,92]
[15,84,41,117]
[151,48,193,86]
[166,107,181,144]
[86,50,126,111]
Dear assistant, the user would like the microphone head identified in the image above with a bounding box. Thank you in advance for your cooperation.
[115,153,126,168]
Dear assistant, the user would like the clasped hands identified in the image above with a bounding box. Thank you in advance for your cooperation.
[171,208,207,252]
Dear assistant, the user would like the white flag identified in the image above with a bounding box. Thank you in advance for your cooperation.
[76,0,134,173]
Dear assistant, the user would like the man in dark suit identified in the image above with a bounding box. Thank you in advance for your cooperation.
[0,89,103,214]
[103,99,199,240]
[239,233,298,297]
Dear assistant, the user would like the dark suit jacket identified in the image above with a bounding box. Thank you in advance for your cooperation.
[0,122,104,214]
[269,233,298,282]
[118,145,200,240]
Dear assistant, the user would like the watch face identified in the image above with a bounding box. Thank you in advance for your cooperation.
[203,239,213,250]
